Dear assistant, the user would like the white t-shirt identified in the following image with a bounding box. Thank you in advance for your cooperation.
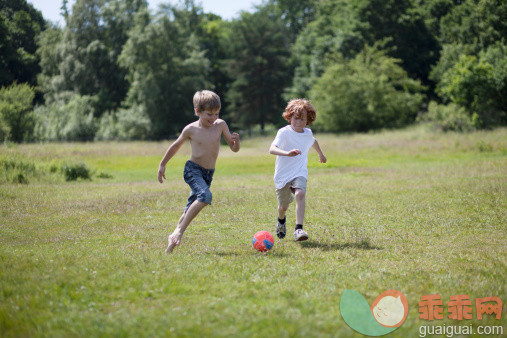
[272,125,316,189]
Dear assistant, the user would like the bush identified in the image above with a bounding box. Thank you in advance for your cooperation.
[12,173,29,184]
[34,94,152,142]
[116,106,151,140]
[95,105,152,141]
[0,158,37,184]
[436,43,507,128]
[96,171,113,179]
[0,117,9,142]
[61,162,91,181]
[0,158,98,183]
[310,47,425,132]
[0,83,35,142]
[95,112,117,141]
[429,43,475,84]
[33,93,98,141]
[421,101,478,132]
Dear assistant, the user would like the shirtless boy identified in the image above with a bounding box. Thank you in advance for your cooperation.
[158,90,240,253]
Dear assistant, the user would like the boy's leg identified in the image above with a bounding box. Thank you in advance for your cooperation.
[275,185,292,239]
[294,187,308,241]
[167,162,213,253]
[177,211,186,225]
[276,203,289,239]
[294,188,306,226]
[166,200,208,253]
[278,203,289,220]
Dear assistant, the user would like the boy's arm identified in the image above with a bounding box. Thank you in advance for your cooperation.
[219,120,240,152]
[269,143,301,157]
[158,127,191,183]
[312,139,327,163]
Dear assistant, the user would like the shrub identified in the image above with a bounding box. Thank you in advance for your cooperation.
[476,140,493,152]
[96,172,113,179]
[1,158,37,174]
[310,47,425,132]
[61,163,91,181]
[12,173,28,184]
[0,158,37,184]
[95,112,118,141]
[33,93,98,141]
[421,101,478,132]
[60,96,98,141]
[436,43,507,128]
[95,105,152,141]
[0,117,9,142]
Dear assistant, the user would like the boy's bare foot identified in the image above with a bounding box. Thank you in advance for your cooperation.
[165,233,182,253]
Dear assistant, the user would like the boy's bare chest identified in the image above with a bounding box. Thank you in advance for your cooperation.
[190,126,221,148]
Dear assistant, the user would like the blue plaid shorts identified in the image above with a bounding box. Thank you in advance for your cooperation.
[183,160,215,212]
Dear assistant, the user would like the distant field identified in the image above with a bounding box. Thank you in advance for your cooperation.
[0,126,505,337]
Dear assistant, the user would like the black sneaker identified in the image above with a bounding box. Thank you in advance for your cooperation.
[276,219,286,239]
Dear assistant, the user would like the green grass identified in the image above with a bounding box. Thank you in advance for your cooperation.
[0,126,506,337]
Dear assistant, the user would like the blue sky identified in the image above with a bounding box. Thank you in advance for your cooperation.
[29,0,264,25]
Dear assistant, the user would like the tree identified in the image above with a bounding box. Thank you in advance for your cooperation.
[431,0,507,83]
[224,4,292,130]
[310,46,425,132]
[0,83,35,142]
[287,0,442,99]
[198,15,232,121]
[36,24,63,98]
[0,0,46,88]
[415,0,458,39]
[440,0,507,52]
[119,2,212,138]
[286,0,365,98]
[270,0,317,42]
[357,0,440,87]
[38,0,147,114]
[437,43,506,127]
[428,0,506,127]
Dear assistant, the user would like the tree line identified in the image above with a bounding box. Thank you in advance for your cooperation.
[0,0,505,142]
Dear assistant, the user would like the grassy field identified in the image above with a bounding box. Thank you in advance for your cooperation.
[0,126,506,337]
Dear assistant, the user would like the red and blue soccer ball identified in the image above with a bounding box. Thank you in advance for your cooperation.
[252,231,274,252]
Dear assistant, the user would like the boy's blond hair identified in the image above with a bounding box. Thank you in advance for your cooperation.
[193,90,221,113]
[282,99,317,125]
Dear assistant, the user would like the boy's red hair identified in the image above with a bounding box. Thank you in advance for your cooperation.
[282,99,316,125]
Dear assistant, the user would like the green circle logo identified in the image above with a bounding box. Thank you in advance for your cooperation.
[340,289,409,336]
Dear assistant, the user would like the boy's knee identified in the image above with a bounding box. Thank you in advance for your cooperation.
[197,189,212,205]
[278,204,289,212]
[203,190,212,204]
[295,189,305,200]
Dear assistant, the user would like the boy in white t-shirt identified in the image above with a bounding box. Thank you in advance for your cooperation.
[269,99,327,241]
